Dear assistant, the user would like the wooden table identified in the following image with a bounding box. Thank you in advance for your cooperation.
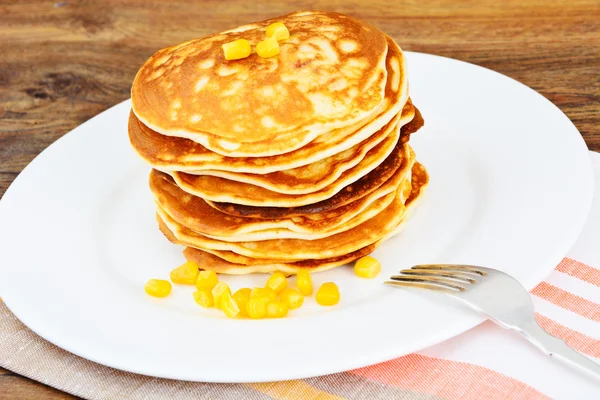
[1,0,598,398]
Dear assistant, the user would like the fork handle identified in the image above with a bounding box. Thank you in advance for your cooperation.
[519,319,600,380]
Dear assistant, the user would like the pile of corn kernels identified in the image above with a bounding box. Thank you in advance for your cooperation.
[144,256,382,319]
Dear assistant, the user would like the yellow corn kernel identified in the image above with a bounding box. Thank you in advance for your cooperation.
[196,270,218,291]
[266,22,290,41]
[246,297,268,319]
[222,39,251,61]
[266,300,289,318]
[233,288,251,317]
[296,270,313,296]
[256,36,280,58]
[354,256,382,279]
[170,261,199,284]
[266,272,288,294]
[144,279,172,298]
[250,287,276,301]
[212,282,231,309]
[280,288,304,309]
[316,282,340,306]
[220,290,241,318]
[193,290,214,308]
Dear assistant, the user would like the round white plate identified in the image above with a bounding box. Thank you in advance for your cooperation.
[0,52,593,383]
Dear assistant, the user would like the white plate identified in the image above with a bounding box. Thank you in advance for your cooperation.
[0,53,593,383]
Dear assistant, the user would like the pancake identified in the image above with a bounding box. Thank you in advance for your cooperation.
[171,118,401,203]
[207,144,413,219]
[158,178,408,242]
[181,241,382,275]
[160,162,428,274]
[157,211,380,269]
[400,104,424,145]
[173,113,401,195]
[203,168,418,265]
[156,180,407,261]
[129,36,409,172]
[128,101,411,176]
[131,11,398,157]
[385,161,429,239]
[149,157,410,238]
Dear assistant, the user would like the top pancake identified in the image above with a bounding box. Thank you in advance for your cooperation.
[130,34,408,169]
[131,11,392,157]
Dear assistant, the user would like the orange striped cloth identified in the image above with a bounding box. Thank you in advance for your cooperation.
[0,153,599,399]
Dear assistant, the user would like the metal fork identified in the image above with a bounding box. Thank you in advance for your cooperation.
[386,264,600,380]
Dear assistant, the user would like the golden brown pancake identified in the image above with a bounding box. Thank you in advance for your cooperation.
[128,99,413,173]
[156,181,407,261]
[131,11,398,157]
[170,120,401,205]
[149,160,408,238]
[128,36,409,174]
[400,105,424,145]
[385,162,429,239]
[406,162,428,205]
[156,208,381,269]
[181,242,381,275]
[206,142,414,219]
[156,177,408,242]
[175,113,401,195]
[155,162,428,274]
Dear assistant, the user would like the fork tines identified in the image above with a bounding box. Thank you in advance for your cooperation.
[385,264,486,292]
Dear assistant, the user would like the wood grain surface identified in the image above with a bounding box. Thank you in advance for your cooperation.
[0,0,598,398]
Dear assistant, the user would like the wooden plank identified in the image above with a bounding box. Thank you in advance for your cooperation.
[0,367,79,399]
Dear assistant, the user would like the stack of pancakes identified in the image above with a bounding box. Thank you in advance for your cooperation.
[128,11,428,274]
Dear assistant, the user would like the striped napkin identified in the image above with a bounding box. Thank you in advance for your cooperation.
[1,152,599,399]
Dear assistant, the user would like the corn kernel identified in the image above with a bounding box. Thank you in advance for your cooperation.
[280,288,304,309]
[222,39,251,61]
[193,290,214,308]
[212,282,231,309]
[296,270,313,296]
[266,272,288,294]
[246,297,268,319]
[250,287,276,301]
[220,290,240,318]
[256,36,280,58]
[233,288,251,317]
[266,22,290,41]
[354,256,382,278]
[170,261,199,284]
[144,279,172,298]
[196,270,218,291]
[266,300,289,318]
[316,282,340,306]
